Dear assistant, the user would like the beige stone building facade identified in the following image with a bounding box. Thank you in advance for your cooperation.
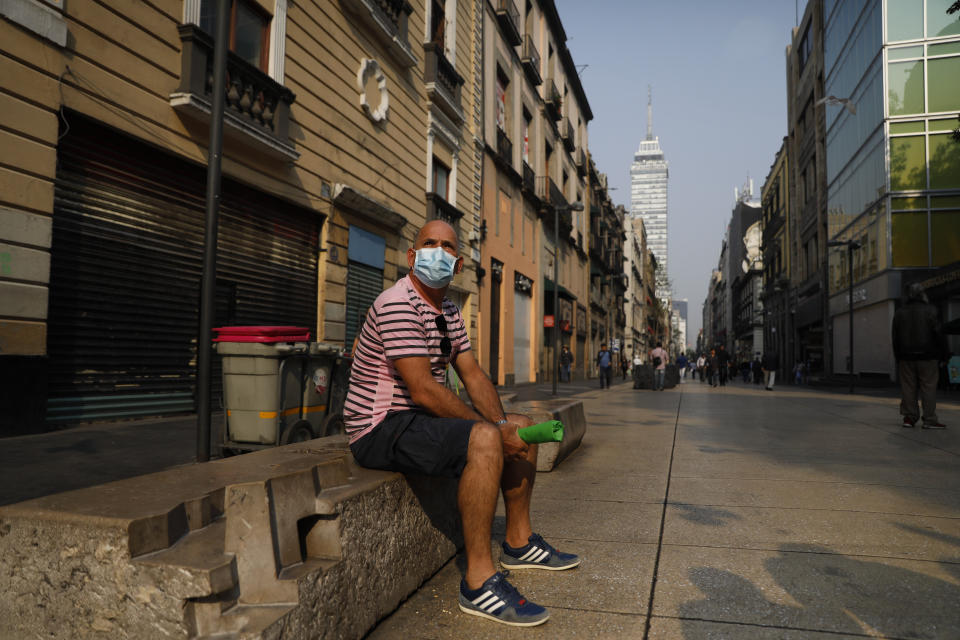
[476,0,593,385]
[0,0,480,434]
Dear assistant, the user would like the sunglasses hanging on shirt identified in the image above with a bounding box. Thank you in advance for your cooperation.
[435,314,451,357]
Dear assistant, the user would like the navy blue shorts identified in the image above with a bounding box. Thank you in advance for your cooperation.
[350,410,476,478]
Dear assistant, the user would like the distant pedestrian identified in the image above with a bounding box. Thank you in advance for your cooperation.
[632,353,643,388]
[696,354,706,383]
[620,354,629,380]
[752,354,763,384]
[893,283,948,429]
[708,349,720,387]
[761,350,780,390]
[560,345,573,383]
[597,343,613,389]
[794,362,805,385]
[676,353,688,383]
[740,360,751,383]
[650,342,668,390]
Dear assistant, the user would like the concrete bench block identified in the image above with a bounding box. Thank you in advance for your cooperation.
[506,399,586,472]
[0,436,460,639]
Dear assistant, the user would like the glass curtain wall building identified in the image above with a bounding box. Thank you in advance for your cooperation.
[824,0,960,379]
[630,92,670,302]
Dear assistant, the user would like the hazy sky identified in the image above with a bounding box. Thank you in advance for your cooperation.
[555,0,799,343]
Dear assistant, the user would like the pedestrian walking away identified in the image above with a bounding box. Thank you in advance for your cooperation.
[344,220,579,628]
[559,345,573,383]
[697,354,707,383]
[717,345,730,386]
[761,349,779,390]
[676,353,688,383]
[708,349,720,387]
[649,342,668,391]
[752,353,763,385]
[596,343,613,389]
[892,283,948,429]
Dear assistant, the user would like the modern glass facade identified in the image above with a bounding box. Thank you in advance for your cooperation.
[630,138,669,300]
[825,0,960,293]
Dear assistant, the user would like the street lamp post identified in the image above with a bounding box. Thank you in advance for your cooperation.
[828,239,861,394]
[552,201,583,396]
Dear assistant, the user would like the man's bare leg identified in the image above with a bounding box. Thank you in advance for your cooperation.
[501,413,537,548]
[460,422,503,589]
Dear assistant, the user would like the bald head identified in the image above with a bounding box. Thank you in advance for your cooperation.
[415,220,459,253]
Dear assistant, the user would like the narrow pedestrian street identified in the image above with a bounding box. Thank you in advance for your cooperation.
[368,381,960,639]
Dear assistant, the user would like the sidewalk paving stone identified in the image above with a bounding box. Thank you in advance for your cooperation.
[526,496,663,544]
[647,616,888,639]
[663,503,960,560]
[544,471,667,504]
[668,476,960,518]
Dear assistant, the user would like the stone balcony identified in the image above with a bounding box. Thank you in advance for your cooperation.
[544,77,562,121]
[520,34,541,86]
[496,126,513,167]
[562,117,575,152]
[495,0,522,46]
[170,24,298,161]
[423,43,465,125]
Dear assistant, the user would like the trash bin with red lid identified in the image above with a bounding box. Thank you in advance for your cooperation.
[214,326,342,450]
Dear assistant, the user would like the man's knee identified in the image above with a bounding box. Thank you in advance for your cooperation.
[468,422,503,456]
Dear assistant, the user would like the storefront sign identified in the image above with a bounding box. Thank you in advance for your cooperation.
[543,315,555,328]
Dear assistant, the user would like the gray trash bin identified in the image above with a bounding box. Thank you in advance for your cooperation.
[215,338,342,448]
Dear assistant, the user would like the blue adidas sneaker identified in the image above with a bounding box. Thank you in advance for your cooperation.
[458,571,549,626]
[500,533,581,571]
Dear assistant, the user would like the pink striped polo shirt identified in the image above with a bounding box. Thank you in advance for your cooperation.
[344,275,470,443]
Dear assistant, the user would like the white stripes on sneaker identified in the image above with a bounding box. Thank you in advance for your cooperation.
[518,546,550,563]
[471,591,507,613]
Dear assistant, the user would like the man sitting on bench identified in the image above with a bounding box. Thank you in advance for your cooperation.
[344,220,579,627]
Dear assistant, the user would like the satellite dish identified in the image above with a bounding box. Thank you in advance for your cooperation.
[741,259,749,273]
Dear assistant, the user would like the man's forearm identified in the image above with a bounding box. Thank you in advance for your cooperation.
[414,382,484,421]
[461,370,507,423]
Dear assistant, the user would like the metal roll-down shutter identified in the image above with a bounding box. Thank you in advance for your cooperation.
[47,115,319,423]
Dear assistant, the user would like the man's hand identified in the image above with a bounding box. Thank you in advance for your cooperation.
[498,421,529,461]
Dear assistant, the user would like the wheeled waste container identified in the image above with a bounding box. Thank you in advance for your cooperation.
[213,326,342,450]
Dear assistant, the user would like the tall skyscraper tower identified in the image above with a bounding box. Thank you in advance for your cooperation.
[630,88,670,302]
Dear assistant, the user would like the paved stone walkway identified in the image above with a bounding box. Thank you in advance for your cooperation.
[367,381,960,639]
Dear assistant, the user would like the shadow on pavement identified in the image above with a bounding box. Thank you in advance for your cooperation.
[678,543,960,639]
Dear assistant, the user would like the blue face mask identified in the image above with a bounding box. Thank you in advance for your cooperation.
[413,247,458,289]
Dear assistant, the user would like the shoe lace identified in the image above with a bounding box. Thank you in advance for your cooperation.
[529,533,557,555]
[491,571,523,605]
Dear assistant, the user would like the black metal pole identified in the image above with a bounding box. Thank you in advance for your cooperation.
[848,244,855,394]
[196,0,230,462]
[552,205,559,396]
